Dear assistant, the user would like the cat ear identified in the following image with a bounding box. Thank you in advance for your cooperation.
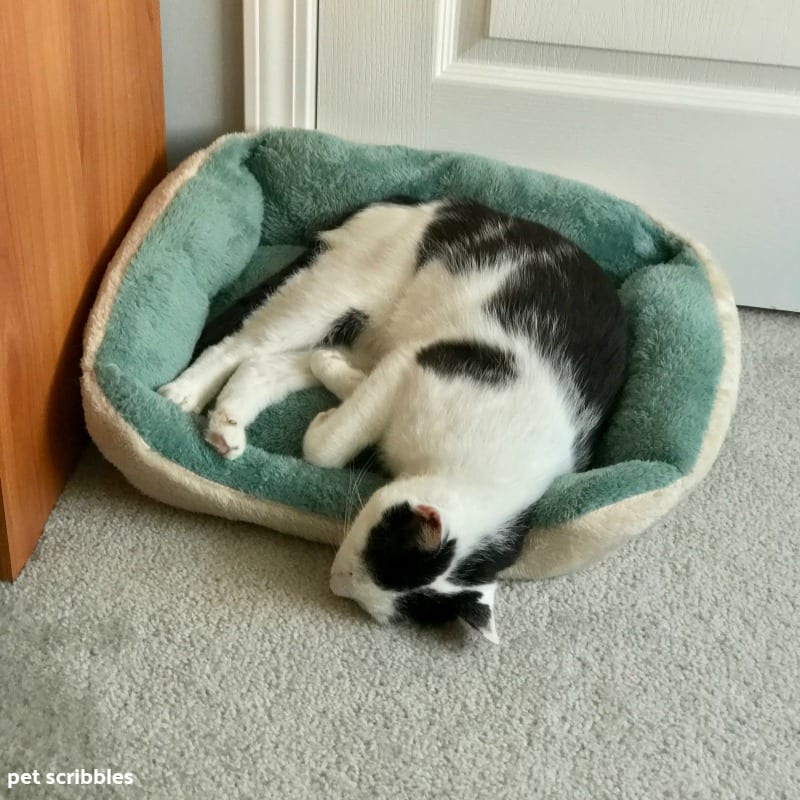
[413,504,443,550]
[459,588,499,645]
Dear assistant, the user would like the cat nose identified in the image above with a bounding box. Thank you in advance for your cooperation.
[330,570,354,597]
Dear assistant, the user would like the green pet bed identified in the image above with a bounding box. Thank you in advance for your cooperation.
[81,130,740,579]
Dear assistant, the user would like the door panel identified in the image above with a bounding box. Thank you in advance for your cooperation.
[317,0,800,310]
[488,0,800,67]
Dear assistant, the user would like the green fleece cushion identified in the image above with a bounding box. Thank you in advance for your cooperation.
[94,130,722,528]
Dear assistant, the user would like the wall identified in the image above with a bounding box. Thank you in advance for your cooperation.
[160,0,244,167]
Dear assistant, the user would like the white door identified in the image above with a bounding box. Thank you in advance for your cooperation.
[250,0,800,311]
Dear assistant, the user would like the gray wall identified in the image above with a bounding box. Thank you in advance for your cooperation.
[160,0,245,167]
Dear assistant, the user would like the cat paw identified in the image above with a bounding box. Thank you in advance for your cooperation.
[309,349,349,379]
[205,409,247,460]
[158,380,204,414]
[302,409,341,468]
[310,349,365,400]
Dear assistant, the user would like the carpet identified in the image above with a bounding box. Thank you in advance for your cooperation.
[1,308,797,800]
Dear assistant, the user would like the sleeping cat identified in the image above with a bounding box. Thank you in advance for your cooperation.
[159,197,627,642]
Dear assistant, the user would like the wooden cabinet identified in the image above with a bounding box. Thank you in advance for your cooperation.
[0,0,167,580]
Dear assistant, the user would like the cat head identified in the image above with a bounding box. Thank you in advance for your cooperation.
[330,487,528,643]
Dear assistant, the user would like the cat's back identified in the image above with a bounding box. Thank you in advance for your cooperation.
[392,199,626,400]
[387,198,627,470]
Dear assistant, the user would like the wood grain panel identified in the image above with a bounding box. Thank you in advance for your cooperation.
[0,0,167,580]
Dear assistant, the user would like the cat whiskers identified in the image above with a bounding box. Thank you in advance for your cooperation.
[343,451,378,537]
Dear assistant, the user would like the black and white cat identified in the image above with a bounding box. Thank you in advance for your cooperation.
[159,198,626,642]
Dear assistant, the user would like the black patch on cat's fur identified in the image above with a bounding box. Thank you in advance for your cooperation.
[485,249,626,466]
[418,198,590,276]
[382,194,424,206]
[322,308,369,348]
[194,245,321,355]
[417,199,510,273]
[417,340,518,385]
[459,598,492,632]
[419,198,626,468]
[450,509,530,586]
[365,503,455,591]
[395,589,487,627]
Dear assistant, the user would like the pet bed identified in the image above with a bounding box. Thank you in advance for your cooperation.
[81,130,740,579]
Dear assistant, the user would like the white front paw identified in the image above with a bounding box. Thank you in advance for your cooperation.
[309,349,347,380]
[310,349,365,399]
[205,408,247,460]
[302,409,341,468]
[158,379,204,413]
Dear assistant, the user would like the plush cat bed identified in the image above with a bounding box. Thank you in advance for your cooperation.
[81,130,740,579]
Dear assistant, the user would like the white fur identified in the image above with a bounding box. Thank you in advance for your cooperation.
[160,201,580,636]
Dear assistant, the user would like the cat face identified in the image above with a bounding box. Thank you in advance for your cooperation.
[330,498,499,643]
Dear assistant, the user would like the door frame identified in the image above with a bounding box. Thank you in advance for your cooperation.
[243,0,318,130]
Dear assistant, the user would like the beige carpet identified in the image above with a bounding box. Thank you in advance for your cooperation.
[1,308,798,800]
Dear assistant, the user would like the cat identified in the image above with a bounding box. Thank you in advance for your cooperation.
[159,197,627,642]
